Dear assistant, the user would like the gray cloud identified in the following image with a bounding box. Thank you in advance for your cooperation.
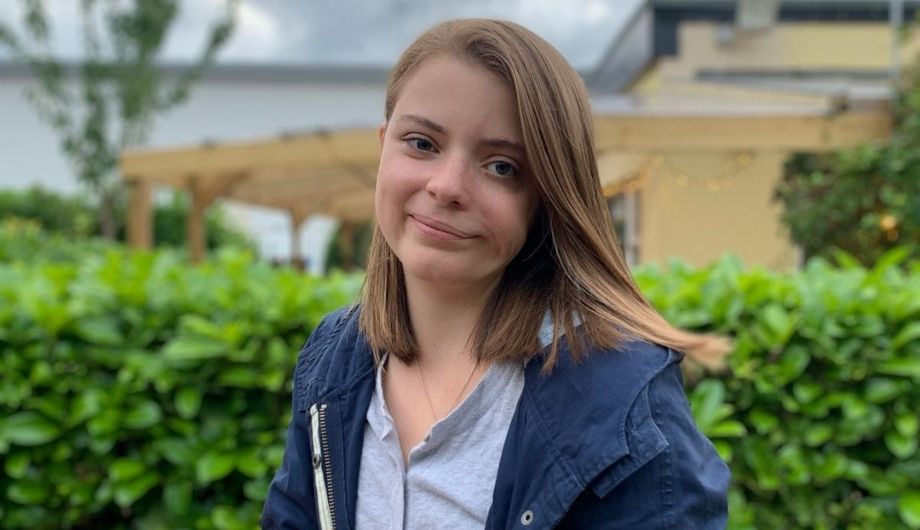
[1,0,643,69]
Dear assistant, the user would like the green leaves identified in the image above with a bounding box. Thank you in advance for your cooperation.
[174,387,203,419]
[6,480,49,505]
[113,471,158,508]
[877,359,920,379]
[689,380,746,442]
[0,242,362,529]
[196,452,236,485]
[1,235,916,529]
[162,336,228,362]
[123,400,162,430]
[639,252,920,529]
[901,491,920,529]
[2,411,61,446]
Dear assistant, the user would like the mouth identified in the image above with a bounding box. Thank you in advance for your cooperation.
[409,214,473,240]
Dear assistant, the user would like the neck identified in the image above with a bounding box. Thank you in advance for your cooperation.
[404,275,498,368]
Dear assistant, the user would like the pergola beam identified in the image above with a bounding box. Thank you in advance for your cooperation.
[120,129,380,184]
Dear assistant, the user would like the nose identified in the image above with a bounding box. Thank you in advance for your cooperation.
[425,152,471,207]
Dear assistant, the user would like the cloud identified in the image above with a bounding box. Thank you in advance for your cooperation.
[289,0,641,68]
[162,0,287,61]
[0,0,640,68]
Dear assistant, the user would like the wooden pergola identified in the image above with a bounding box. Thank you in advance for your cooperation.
[119,103,891,263]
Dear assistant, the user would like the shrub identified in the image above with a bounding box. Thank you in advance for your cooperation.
[0,242,362,529]
[0,218,120,264]
[0,187,97,238]
[636,247,920,530]
[776,149,920,266]
[775,37,920,266]
[0,186,253,251]
[0,237,917,528]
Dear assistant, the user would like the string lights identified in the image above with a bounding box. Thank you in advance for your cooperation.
[650,151,756,191]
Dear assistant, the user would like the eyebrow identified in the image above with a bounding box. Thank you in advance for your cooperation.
[397,113,525,156]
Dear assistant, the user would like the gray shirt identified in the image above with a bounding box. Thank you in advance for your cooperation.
[355,357,526,530]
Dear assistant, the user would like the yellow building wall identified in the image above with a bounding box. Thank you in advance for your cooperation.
[620,20,901,271]
[681,23,891,69]
[637,151,798,271]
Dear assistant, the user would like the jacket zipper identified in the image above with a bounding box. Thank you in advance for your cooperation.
[309,403,337,530]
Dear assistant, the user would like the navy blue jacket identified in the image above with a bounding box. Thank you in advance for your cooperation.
[262,306,730,529]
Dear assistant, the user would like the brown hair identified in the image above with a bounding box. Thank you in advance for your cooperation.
[360,18,730,370]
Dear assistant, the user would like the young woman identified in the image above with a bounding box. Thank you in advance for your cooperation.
[263,19,731,530]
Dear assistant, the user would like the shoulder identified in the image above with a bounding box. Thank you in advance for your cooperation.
[526,339,683,434]
[538,341,729,527]
[292,305,370,410]
[523,339,683,478]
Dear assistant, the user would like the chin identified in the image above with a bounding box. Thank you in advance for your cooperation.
[401,256,488,287]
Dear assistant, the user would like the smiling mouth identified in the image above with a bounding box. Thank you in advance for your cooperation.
[409,215,473,240]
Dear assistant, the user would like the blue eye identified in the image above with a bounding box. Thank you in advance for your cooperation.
[407,137,435,151]
[487,160,519,178]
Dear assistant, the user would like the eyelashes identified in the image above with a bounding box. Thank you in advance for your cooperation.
[403,135,521,179]
[406,136,435,152]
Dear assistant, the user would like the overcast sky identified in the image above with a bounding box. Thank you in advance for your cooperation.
[0,0,644,69]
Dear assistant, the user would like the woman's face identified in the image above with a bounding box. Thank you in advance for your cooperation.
[375,55,539,290]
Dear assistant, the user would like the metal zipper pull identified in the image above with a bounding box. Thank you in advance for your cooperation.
[309,403,337,530]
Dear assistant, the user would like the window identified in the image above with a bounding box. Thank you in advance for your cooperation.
[608,191,640,268]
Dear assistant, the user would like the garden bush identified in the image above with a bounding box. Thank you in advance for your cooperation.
[636,247,920,530]
[0,186,252,251]
[0,232,362,529]
[0,227,917,528]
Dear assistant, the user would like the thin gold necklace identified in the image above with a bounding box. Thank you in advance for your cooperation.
[415,358,481,423]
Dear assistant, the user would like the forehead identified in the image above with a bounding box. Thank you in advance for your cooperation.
[390,55,522,140]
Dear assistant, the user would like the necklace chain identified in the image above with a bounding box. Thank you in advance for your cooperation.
[415,358,480,423]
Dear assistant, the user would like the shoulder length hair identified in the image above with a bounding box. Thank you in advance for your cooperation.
[360,18,730,370]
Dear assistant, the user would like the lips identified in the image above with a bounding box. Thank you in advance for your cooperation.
[409,214,473,240]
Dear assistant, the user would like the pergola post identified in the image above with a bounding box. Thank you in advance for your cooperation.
[126,179,153,249]
[289,209,310,270]
[185,172,251,264]
[187,177,208,264]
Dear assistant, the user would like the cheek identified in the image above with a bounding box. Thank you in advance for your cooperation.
[374,152,410,219]
[484,193,539,256]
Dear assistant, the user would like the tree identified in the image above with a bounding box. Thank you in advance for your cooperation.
[775,71,920,266]
[0,0,238,238]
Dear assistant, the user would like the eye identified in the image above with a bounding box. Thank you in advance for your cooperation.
[486,160,519,178]
[406,136,436,152]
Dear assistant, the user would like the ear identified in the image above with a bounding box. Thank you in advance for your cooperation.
[377,121,387,149]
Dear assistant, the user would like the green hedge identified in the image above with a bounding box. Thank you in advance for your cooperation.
[0,230,362,529]
[1,223,918,528]
[0,186,253,251]
[635,247,920,530]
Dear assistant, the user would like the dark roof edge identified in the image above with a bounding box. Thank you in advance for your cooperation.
[653,0,920,10]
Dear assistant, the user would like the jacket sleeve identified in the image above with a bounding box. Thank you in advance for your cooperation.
[261,317,334,529]
[559,362,730,530]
